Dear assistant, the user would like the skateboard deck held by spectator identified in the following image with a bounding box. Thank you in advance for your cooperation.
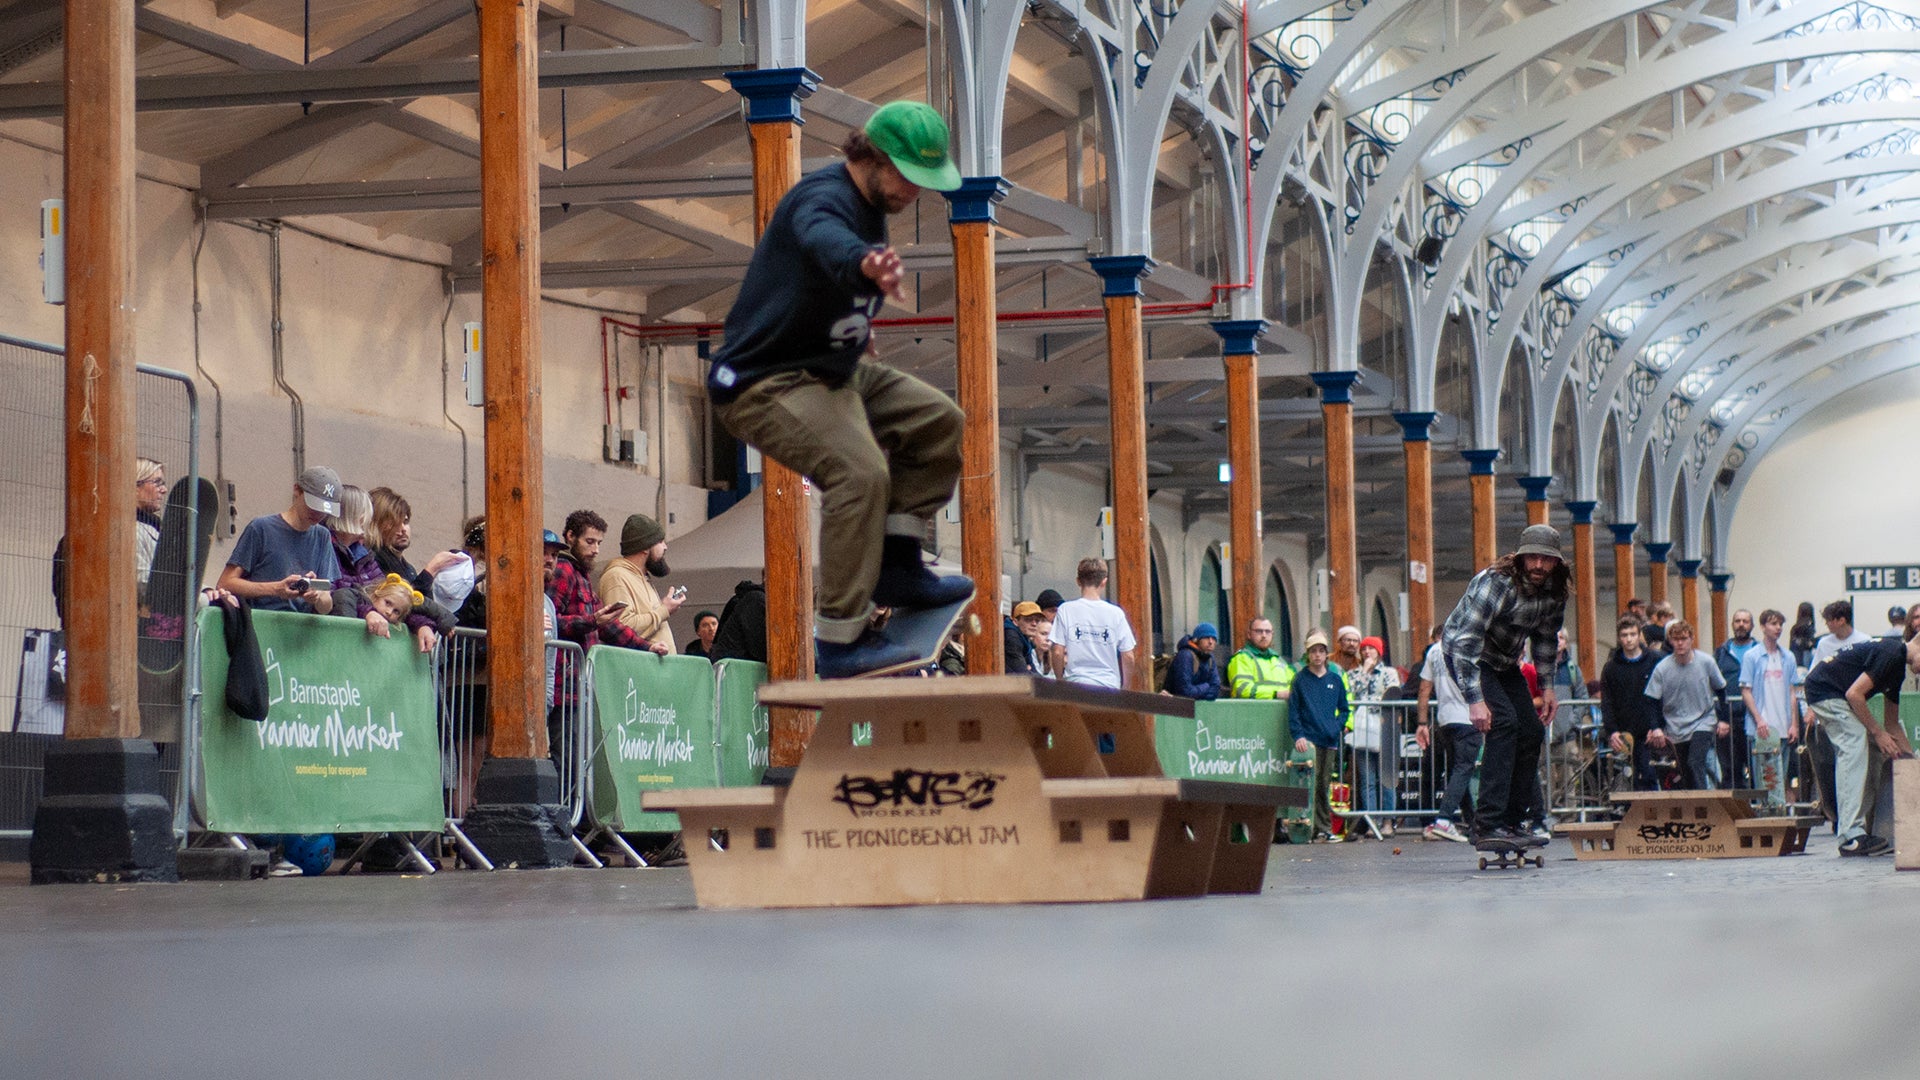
[853,592,980,678]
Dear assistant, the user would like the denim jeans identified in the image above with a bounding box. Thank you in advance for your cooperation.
[1437,724,1482,822]
[1354,749,1398,815]
[1473,662,1545,833]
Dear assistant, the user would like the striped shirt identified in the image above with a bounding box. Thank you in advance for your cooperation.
[1441,565,1566,706]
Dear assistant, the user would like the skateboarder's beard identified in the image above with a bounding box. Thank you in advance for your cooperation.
[646,554,670,578]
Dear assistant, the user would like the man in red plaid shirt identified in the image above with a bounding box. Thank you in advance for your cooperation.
[549,510,665,711]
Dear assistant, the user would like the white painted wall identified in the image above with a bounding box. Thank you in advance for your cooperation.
[1725,367,1920,629]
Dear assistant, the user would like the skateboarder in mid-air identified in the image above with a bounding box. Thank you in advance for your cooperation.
[1440,524,1570,853]
[707,101,973,678]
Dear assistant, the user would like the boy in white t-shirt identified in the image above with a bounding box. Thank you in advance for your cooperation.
[1046,557,1138,689]
[1414,630,1476,842]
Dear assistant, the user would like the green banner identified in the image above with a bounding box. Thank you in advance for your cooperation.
[1155,699,1292,785]
[588,648,718,831]
[714,659,771,788]
[195,608,444,834]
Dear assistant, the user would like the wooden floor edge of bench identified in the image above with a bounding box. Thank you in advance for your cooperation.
[1733,816,1824,828]
[1553,822,1617,834]
[639,786,780,810]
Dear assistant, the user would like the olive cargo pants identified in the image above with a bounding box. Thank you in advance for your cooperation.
[714,361,963,644]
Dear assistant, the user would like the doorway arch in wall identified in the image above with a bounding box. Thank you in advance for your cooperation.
[1263,566,1296,660]
[1198,546,1228,640]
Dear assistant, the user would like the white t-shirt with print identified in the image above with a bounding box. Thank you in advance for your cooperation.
[1420,643,1471,728]
[1048,597,1136,689]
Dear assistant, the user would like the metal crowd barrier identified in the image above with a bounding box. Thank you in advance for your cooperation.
[1324,697,1612,838]
[434,627,598,870]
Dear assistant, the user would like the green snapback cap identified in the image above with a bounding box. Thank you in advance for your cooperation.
[863,101,962,191]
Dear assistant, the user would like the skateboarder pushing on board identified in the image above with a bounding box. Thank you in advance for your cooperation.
[707,101,973,678]
[1439,524,1570,851]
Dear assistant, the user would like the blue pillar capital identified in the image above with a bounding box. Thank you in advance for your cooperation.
[1393,411,1438,442]
[1310,370,1362,404]
[1643,541,1672,564]
[1705,572,1733,593]
[1608,522,1638,546]
[1676,558,1702,580]
[1460,448,1500,475]
[724,68,821,124]
[944,175,1009,224]
[1087,254,1156,297]
[1564,500,1597,525]
[1517,475,1554,502]
[1210,319,1268,356]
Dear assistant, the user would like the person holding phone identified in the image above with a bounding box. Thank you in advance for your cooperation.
[597,513,683,653]
[216,466,343,614]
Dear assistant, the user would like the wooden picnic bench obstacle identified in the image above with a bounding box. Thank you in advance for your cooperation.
[1555,789,1821,860]
[642,676,1302,908]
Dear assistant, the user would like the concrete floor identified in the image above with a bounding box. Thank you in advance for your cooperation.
[1,833,1914,1080]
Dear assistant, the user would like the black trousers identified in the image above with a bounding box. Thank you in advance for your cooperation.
[1716,721,1751,789]
[1473,662,1544,833]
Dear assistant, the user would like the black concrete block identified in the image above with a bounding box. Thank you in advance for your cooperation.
[29,739,178,884]
[472,756,561,804]
[177,847,269,881]
[460,801,573,869]
[41,738,163,797]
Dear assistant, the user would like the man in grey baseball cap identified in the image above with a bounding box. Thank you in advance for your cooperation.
[1438,523,1570,850]
[215,466,346,613]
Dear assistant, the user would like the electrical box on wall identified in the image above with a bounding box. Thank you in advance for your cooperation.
[461,322,483,406]
[40,199,64,305]
[1096,507,1115,561]
[605,426,647,466]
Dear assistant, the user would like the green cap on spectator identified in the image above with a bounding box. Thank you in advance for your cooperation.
[863,101,962,191]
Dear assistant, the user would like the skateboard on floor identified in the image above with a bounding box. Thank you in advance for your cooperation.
[1475,839,1545,870]
[852,591,981,679]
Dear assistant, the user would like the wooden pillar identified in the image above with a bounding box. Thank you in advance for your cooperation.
[60,0,139,740]
[1518,475,1553,528]
[947,177,1009,673]
[1566,501,1599,689]
[1706,572,1733,649]
[1677,559,1702,640]
[728,68,819,765]
[1215,320,1268,641]
[1461,450,1500,572]
[1089,255,1155,689]
[1395,412,1437,654]
[1609,522,1638,614]
[1644,541,1672,608]
[1312,372,1362,633]
[476,0,548,761]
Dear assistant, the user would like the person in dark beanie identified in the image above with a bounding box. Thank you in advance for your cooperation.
[598,512,681,653]
[1440,523,1569,849]
[1164,622,1223,700]
[706,100,973,678]
[1035,589,1065,621]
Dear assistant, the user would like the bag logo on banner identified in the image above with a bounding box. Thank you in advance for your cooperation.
[613,680,698,778]
[249,647,407,766]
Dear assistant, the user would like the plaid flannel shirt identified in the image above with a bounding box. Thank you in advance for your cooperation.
[547,552,652,706]
[1440,565,1565,706]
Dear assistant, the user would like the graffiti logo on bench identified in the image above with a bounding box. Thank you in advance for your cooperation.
[832,769,1003,818]
[1637,820,1713,843]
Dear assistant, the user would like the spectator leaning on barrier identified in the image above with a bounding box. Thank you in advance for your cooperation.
[685,610,720,660]
[1164,623,1223,701]
[366,486,465,595]
[329,574,439,654]
[1440,523,1567,849]
[1714,608,1758,789]
[1642,620,1726,791]
[711,579,767,663]
[1601,615,1665,791]
[549,509,664,656]
[326,485,383,589]
[1227,618,1292,700]
[1801,634,1920,856]
[1415,629,1475,843]
[216,466,343,615]
[598,513,682,653]
[1289,630,1350,843]
[1003,601,1045,676]
[1047,558,1137,689]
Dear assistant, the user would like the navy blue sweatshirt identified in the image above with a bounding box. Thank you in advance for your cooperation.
[1290,665,1349,748]
[707,163,885,403]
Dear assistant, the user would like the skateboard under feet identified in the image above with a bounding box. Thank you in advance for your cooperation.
[850,591,981,678]
[1475,842,1545,870]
